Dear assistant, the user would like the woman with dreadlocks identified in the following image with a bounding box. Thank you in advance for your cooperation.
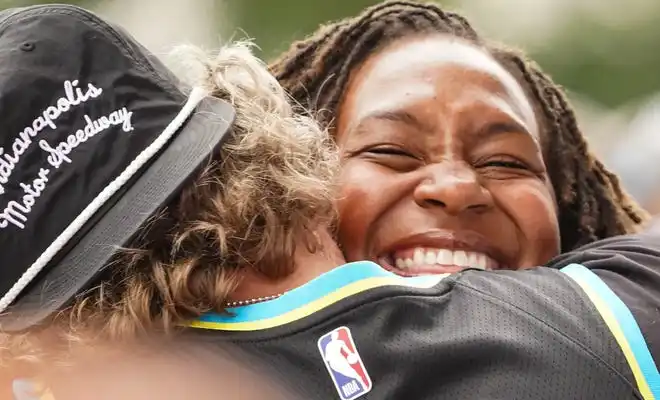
[223,1,660,398]
[3,3,660,400]
[270,0,649,276]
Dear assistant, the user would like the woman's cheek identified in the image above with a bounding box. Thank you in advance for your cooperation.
[493,181,560,265]
[337,162,391,260]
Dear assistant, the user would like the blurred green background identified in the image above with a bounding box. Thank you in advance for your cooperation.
[2,0,660,211]
[7,0,660,109]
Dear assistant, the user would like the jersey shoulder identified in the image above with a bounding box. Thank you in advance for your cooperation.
[189,262,644,399]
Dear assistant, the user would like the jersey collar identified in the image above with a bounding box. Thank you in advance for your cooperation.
[189,261,445,331]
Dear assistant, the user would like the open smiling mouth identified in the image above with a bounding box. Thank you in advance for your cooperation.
[378,247,500,276]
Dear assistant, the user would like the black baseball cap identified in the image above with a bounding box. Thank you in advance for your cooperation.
[0,4,235,331]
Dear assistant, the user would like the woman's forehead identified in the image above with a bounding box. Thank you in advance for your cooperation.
[344,35,538,135]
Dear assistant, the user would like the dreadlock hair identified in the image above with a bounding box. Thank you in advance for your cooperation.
[269,0,649,252]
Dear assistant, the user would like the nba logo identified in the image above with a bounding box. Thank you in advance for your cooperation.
[317,326,372,400]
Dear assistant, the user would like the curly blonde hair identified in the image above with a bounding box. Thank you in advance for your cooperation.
[97,41,337,334]
[0,41,338,370]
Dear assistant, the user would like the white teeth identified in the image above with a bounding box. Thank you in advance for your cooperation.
[453,250,469,266]
[467,252,479,267]
[487,257,498,270]
[393,248,497,271]
[424,251,437,265]
[413,248,425,265]
[473,253,487,270]
[437,249,453,265]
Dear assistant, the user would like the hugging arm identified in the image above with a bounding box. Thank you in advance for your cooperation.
[545,219,660,397]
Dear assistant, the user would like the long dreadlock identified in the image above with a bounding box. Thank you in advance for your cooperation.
[269,0,648,252]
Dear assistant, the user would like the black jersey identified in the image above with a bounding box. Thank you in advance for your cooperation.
[14,233,660,400]
[187,232,660,400]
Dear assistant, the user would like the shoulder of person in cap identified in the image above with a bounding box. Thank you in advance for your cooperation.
[49,342,294,400]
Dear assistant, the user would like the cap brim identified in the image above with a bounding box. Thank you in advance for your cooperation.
[2,96,236,332]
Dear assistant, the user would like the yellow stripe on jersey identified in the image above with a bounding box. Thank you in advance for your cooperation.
[561,264,660,400]
[190,262,446,331]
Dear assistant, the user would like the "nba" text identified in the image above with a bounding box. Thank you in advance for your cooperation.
[342,381,361,398]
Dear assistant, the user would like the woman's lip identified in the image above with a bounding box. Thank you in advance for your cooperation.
[378,260,468,276]
[374,229,509,270]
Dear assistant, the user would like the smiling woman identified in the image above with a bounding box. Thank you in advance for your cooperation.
[270,0,649,274]
[335,35,558,274]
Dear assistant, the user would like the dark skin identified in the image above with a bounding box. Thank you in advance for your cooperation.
[336,35,560,275]
[270,1,648,257]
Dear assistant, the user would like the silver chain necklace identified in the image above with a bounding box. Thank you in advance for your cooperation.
[225,293,284,307]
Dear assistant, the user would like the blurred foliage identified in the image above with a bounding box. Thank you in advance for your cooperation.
[3,0,660,109]
[223,0,386,57]
[2,0,89,6]
[531,14,660,109]
[224,0,660,109]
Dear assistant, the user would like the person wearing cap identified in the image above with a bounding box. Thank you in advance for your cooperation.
[0,4,341,398]
[1,4,660,400]
[0,0,337,382]
[0,4,338,400]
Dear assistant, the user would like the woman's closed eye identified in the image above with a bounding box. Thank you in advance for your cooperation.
[359,145,422,172]
[366,146,414,157]
[476,155,547,180]
[480,159,528,170]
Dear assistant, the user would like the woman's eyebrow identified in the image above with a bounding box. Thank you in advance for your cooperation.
[479,120,527,137]
[354,110,430,134]
[469,120,541,149]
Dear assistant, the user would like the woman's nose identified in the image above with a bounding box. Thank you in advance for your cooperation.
[413,162,493,215]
